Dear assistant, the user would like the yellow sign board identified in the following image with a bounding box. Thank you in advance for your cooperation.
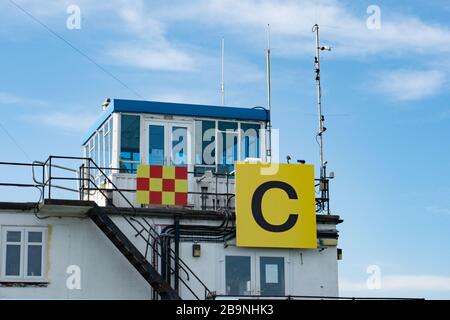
[235,163,317,249]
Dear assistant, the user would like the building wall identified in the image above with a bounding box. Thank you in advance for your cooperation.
[0,209,338,300]
[0,211,150,299]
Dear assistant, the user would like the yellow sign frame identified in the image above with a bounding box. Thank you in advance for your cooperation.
[235,163,317,249]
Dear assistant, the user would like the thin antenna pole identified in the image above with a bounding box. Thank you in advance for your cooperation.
[313,23,332,215]
[221,36,225,106]
[313,24,325,179]
[266,24,272,161]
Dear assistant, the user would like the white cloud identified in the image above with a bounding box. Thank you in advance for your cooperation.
[0,92,22,104]
[374,69,446,102]
[153,0,450,57]
[1,0,197,72]
[108,44,196,72]
[105,2,197,72]
[0,92,47,106]
[4,0,450,102]
[22,112,97,132]
[5,1,450,58]
[340,275,450,294]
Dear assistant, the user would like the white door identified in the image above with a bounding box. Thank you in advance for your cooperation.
[221,250,288,297]
[143,120,193,168]
[222,253,257,296]
[255,253,287,296]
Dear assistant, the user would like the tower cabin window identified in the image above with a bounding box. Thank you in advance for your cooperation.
[218,121,238,174]
[120,114,140,173]
[84,117,113,181]
[195,120,216,176]
[241,123,260,160]
[195,120,261,176]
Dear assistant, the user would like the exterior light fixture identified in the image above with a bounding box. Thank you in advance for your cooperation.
[192,243,201,257]
[101,98,111,110]
[337,248,343,260]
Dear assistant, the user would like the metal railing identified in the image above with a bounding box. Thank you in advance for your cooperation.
[0,156,215,300]
[51,156,214,299]
[78,164,236,211]
[0,161,45,203]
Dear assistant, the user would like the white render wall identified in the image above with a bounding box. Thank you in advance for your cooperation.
[0,209,338,300]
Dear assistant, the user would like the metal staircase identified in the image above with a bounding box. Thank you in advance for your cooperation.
[88,205,180,299]
[36,156,212,300]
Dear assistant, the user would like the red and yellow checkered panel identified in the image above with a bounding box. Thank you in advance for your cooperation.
[136,165,188,206]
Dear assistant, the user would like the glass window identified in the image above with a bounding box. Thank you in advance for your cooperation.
[172,126,187,166]
[27,246,42,277]
[104,125,111,175]
[6,229,22,277]
[109,119,113,167]
[84,144,89,159]
[120,115,140,173]
[98,128,104,169]
[225,256,251,295]
[149,125,165,165]
[88,137,94,159]
[7,231,21,242]
[26,229,44,277]
[241,123,260,159]
[259,257,285,296]
[218,121,238,174]
[5,244,21,276]
[28,232,42,243]
[1,227,46,280]
[90,134,97,177]
[195,120,216,166]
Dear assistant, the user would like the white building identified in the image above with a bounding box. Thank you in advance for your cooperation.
[0,99,342,300]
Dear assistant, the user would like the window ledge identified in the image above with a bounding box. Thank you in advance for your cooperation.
[0,281,49,288]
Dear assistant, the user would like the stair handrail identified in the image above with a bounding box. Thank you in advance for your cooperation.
[82,167,202,299]
[43,155,213,299]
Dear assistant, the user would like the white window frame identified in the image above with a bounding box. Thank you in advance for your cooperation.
[104,119,111,170]
[193,119,265,173]
[142,118,193,168]
[1,226,47,282]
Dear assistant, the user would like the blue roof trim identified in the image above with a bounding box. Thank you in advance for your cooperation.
[81,99,268,145]
[114,99,268,121]
[80,107,113,145]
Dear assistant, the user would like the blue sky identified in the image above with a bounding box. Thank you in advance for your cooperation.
[1,0,450,299]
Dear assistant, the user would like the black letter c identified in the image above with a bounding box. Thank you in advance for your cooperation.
[251,181,299,232]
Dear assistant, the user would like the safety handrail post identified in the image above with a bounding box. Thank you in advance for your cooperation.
[48,156,52,199]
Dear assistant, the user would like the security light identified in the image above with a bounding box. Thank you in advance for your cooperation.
[102,98,111,110]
